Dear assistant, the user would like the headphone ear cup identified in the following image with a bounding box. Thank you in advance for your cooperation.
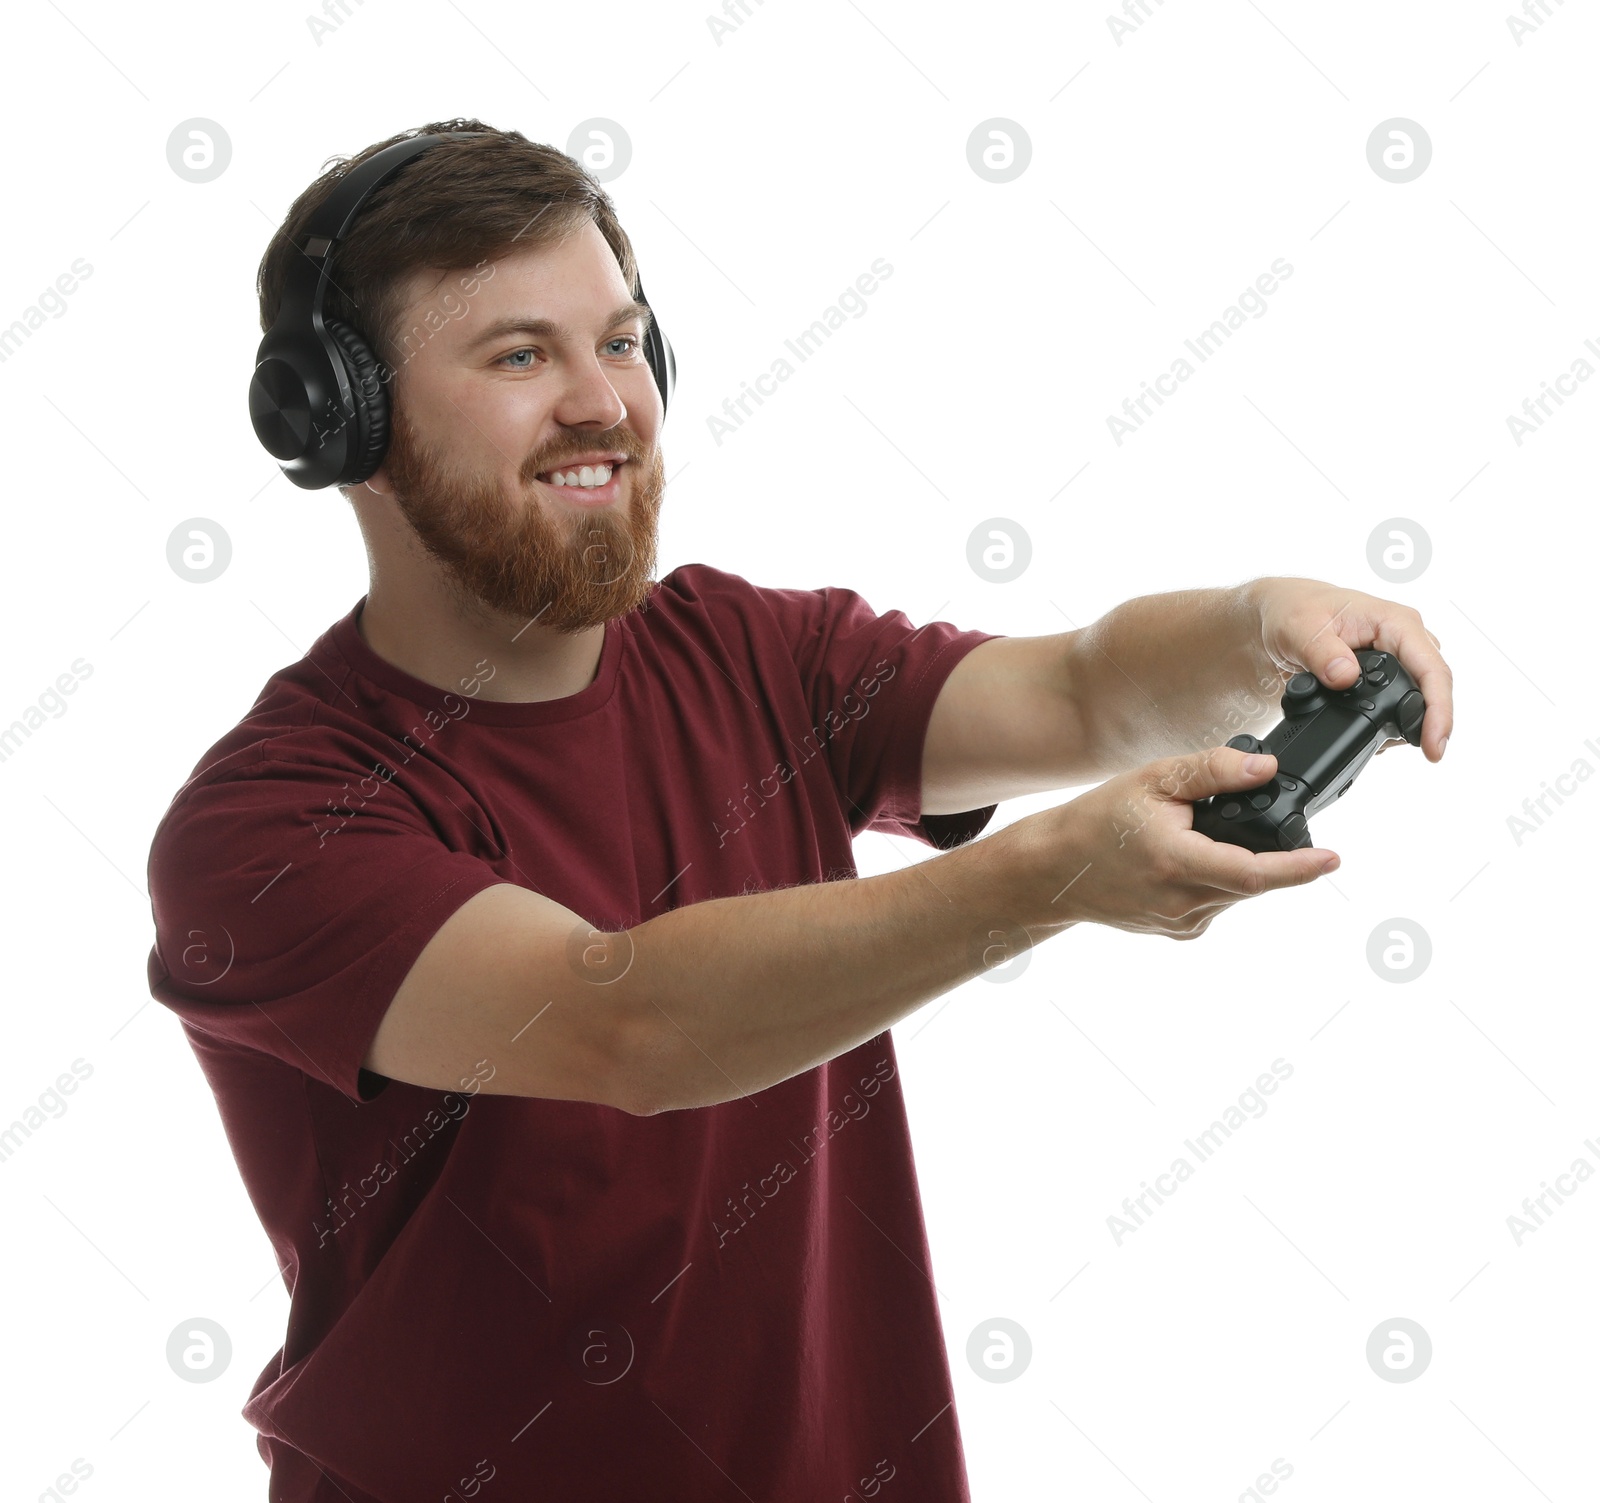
[323,320,391,484]
[646,327,674,416]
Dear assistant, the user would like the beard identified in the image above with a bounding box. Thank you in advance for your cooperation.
[377,397,666,635]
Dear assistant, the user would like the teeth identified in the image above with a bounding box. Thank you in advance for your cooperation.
[547,463,614,488]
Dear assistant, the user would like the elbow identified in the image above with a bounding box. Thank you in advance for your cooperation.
[612,1006,731,1116]
[619,1069,666,1117]
[609,998,673,1117]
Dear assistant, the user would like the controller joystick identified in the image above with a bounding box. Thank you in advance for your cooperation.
[1281,671,1328,716]
[1192,650,1424,853]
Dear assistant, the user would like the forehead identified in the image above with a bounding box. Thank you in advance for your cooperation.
[395,220,630,321]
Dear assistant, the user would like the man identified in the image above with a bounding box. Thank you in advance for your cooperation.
[144,120,1453,1503]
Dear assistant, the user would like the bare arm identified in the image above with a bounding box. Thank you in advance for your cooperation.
[607,821,1049,1113]
[607,746,1333,1114]
[367,746,1334,1116]
[1059,576,1454,775]
[1067,582,1280,775]
[366,822,1051,1117]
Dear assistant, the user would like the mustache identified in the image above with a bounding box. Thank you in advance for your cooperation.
[520,434,649,482]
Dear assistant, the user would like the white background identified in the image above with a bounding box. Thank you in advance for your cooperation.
[0,1,1592,1499]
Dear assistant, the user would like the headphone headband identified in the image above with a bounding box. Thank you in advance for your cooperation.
[249,131,674,490]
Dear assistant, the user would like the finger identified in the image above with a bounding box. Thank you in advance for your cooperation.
[1291,596,1454,761]
[1283,600,1364,689]
[1146,744,1279,806]
[1373,610,1454,762]
[1173,835,1339,896]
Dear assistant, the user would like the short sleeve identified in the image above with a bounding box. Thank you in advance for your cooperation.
[752,582,1006,849]
[144,739,506,1105]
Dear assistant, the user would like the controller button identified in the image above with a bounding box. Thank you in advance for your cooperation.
[1279,777,1299,790]
[1357,698,1376,711]
[1226,733,1261,753]
[1249,791,1273,811]
[1279,812,1310,849]
[1364,669,1388,686]
[1286,672,1318,696]
[1220,800,1242,819]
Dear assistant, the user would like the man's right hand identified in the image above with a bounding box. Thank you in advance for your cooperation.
[1011,746,1340,941]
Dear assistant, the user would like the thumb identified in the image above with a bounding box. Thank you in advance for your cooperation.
[1142,744,1278,805]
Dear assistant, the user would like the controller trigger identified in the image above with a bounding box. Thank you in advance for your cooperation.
[1397,689,1425,746]
[1278,813,1310,849]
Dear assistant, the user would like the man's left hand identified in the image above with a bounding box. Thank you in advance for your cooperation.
[1248,577,1453,762]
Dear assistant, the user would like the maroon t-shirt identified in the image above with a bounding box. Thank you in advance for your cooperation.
[144,561,1002,1503]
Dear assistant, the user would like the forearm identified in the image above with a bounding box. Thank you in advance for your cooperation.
[1071,580,1284,773]
[614,823,1061,1114]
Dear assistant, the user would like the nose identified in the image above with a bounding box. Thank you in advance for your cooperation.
[549,351,627,432]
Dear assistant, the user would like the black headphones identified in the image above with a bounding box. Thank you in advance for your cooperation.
[248,131,675,491]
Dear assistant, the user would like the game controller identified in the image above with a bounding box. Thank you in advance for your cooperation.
[1191,649,1425,853]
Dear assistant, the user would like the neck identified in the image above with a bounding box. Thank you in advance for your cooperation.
[357,573,609,704]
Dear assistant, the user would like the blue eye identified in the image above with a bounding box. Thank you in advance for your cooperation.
[497,336,639,369]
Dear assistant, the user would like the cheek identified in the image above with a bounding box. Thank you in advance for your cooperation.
[440,381,542,455]
[630,378,665,442]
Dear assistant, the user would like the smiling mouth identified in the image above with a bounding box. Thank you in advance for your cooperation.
[532,458,628,504]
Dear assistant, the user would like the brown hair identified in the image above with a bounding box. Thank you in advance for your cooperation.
[255,117,638,383]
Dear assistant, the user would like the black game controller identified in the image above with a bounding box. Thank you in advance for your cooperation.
[1191,649,1425,853]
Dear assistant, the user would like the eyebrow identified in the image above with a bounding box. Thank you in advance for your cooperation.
[464,298,654,350]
